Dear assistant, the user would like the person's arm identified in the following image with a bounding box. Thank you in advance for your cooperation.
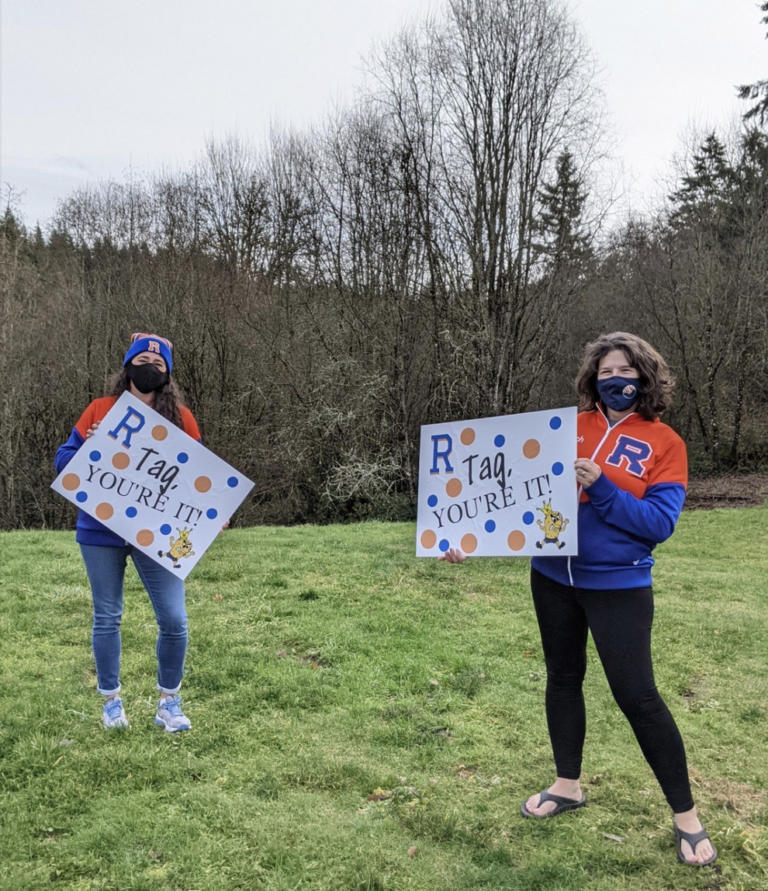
[54,427,85,473]
[581,433,688,544]
[55,401,100,472]
[54,401,106,472]
[180,406,202,442]
[583,474,685,543]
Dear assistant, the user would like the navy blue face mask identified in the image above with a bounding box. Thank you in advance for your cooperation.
[596,376,639,412]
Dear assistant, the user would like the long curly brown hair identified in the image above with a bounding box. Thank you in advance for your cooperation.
[108,368,184,428]
[574,332,675,420]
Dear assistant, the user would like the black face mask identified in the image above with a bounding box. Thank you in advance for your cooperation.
[126,363,169,394]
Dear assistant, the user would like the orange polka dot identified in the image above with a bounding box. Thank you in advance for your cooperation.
[507,530,526,551]
[112,451,130,470]
[152,425,168,441]
[460,427,476,446]
[445,478,463,498]
[523,439,541,459]
[460,533,478,554]
[136,529,154,547]
[194,476,212,493]
[95,503,114,521]
[62,473,80,491]
[421,529,437,549]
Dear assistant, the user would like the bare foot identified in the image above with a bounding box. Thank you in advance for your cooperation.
[523,778,583,816]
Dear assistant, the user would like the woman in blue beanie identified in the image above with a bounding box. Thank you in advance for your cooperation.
[55,333,201,732]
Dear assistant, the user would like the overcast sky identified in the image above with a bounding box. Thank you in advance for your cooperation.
[2,0,766,228]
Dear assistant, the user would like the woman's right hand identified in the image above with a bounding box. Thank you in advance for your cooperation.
[438,548,467,564]
[85,422,100,439]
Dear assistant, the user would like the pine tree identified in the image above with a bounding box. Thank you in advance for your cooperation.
[534,150,592,270]
[738,2,768,123]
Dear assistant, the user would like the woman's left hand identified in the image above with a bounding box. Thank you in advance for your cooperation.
[574,458,601,488]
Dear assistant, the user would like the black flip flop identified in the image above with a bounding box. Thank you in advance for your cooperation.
[520,790,586,818]
[675,825,717,866]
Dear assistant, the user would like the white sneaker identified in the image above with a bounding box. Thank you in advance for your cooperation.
[154,695,191,733]
[102,697,129,729]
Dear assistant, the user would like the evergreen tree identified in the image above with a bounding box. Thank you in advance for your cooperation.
[534,150,592,269]
[669,133,732,234]
[738,2,768,123]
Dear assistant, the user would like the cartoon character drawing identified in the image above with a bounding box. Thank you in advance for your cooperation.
[535,499,569,549]
[158,527,196,568]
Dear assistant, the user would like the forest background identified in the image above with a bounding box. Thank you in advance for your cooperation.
[2,0,768,531]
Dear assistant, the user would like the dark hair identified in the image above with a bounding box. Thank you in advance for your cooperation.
[108,368,184,428]
[574,332,675,420]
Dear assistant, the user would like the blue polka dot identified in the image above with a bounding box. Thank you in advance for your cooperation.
[427,494,438,508]
[177,452,189,464]
[552,462,564,476]
[484,520,496,533]
[206,508,218,520]
[126,506,137,518]
[494,434,505,448]
[227,476,238,488]
[76,491,87,503]
[439,539,450,552]
[523,511,535,525]
[89,450,101,462]
[160,524,172,535]
[549,416,562,430]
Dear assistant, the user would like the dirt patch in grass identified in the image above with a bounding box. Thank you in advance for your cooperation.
[685,474,768,510]
[690,768,768,819]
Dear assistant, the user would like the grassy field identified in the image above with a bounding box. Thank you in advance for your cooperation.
[1,509,766,890]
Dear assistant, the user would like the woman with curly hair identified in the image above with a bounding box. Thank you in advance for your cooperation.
[522,332,716,866]
[443,331,716,866]
[55,333,200,733]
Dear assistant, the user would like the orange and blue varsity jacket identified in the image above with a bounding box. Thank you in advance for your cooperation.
[531,407,687,590]
[55,396,201,547]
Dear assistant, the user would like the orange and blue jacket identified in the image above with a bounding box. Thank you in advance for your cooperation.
[54,396,201,547]
[532,408,687,590]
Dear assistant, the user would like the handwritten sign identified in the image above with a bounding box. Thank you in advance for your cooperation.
[416,407,577,557]
[52,392,254,578]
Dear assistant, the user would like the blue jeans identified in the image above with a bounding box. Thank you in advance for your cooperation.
[80,544,188,695]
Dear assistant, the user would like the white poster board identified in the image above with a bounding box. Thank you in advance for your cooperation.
[52,392,254,578]
[416,407,577,557]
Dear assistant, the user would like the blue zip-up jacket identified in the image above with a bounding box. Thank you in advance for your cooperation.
[531,408,687,590]
[55,396,201,547]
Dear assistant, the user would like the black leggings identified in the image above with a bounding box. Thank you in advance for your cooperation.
[530,568,694,813]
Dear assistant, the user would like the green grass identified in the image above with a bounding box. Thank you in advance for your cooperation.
[0,510,766,890]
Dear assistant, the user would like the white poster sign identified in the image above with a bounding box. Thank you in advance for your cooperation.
[52,392,254,578]
[416,407,577,557]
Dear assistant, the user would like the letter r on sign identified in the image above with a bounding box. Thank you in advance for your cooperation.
[430,434,454,474]
[107,407,146,448]
[606,435,652,477]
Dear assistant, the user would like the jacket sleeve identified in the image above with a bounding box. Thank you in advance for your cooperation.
[583,474,685,544]
[180,406,202,442]
[54,400,100,473]
[55,427,85,473]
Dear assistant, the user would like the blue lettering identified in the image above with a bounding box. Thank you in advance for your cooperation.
[606,436,653,477]
[107,406,146,448]
[430,434,454,474]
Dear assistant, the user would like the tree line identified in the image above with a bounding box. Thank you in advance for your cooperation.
[2,0,767,532]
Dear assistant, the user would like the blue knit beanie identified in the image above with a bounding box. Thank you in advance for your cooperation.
[123,332,173,373]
